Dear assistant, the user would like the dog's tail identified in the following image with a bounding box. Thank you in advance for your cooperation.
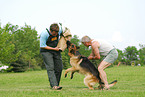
[108,80,117,88]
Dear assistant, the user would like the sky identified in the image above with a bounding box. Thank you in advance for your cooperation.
[0,0,145,50]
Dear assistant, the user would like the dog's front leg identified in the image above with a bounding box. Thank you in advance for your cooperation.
[70,70,79,79]
[70,72,75,79]
[64,67,78,78]
[64,67,74,78]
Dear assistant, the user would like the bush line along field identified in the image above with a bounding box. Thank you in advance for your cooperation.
[0,66,144,97]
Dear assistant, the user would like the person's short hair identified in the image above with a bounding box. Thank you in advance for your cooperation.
[81,35,91,42]
[50,23,59,32]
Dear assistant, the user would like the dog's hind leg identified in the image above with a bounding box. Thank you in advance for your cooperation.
[84,75,96,90]
[96,83,104,90]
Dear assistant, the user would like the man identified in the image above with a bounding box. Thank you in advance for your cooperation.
[40,23,63,90]
[81,35,118,90]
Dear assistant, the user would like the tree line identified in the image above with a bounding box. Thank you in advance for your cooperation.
[0,23,145,72]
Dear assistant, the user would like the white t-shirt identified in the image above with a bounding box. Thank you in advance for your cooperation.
[92,39,114,56]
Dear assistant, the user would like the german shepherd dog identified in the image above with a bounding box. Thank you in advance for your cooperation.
[64,41,117,90]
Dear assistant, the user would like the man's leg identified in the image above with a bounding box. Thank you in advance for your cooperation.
[53,53,63,86]
[98,49,118,89]
[41,52,58,88]
[98,61,111,89]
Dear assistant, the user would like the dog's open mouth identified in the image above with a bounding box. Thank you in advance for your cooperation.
[66,41,81,56]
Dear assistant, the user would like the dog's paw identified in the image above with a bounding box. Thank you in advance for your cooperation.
[64,73,67,78]
[70,75,73,79]
[89,87,94,90]
[70,72,74,79]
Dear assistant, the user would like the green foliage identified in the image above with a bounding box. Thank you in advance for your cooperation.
[0,24,21,67]
[138,44,145,66]
[10,62,27,72]
[71,35,80,46]
[0,23,41,72]
[79,44,91,56]
[61,52,70,69]
[123,46,138,65]
[113,49,124,65]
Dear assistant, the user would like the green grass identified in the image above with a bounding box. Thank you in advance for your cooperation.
[0,66,145,97]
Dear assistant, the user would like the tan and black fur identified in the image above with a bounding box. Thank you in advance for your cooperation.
[65,41,117,90]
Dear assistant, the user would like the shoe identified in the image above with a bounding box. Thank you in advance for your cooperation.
[103,86,110,90]
[52,86,62,90]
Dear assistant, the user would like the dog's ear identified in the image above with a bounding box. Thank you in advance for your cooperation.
[76,46,80,49]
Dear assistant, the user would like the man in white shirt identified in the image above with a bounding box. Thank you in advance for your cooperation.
[81,35,118,90]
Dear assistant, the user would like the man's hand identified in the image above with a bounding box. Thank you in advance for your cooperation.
[88,56,94,60]
[54,47,60,51]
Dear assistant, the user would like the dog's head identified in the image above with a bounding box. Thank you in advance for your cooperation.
[66,41,81,57]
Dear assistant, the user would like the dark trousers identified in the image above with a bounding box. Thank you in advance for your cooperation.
[41,51,63,87]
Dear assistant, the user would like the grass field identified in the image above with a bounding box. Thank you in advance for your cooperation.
[0,66,145,97]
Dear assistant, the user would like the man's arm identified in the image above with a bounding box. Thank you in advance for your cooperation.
[91,41,100,60]
[88,52,95,60]
[41,46,60,51]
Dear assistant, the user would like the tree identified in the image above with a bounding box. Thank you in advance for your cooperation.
[124,46,138,65]
[61,52,70,69]
[0,23,41,72]
[113,49,125,65]
[0,23,20,65]
[71,35,80,46]
[10,24,41,71]
[138,44,145,66]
